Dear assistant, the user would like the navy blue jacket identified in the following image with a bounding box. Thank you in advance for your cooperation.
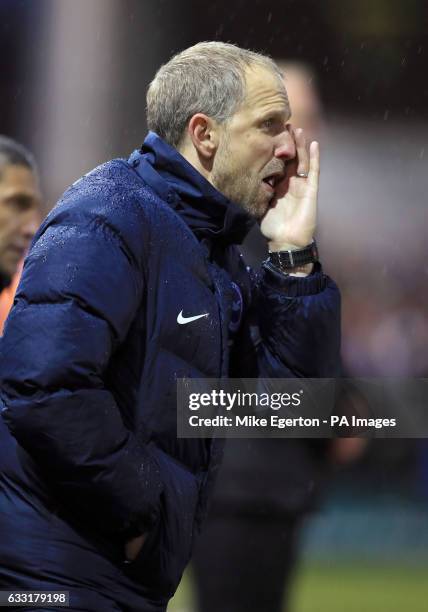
[0,133,340,610]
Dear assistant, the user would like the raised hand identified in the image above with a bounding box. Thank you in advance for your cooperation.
[260,128,320,252]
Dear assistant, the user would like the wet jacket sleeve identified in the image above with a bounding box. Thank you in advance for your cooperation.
[0,213,162,537]
[255,261,341,377]
[231,260,341,378]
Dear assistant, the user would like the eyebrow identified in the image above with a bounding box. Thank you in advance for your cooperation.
[260,108,291,123]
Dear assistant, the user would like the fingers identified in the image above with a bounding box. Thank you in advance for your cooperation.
[292,128,320,186]
[308,140,320,188]
[294,128,309,177]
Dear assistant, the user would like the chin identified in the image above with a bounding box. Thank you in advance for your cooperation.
[237,186,271,220]
[253,197,272,220]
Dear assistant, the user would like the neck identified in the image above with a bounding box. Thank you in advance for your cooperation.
[177,141,214,186]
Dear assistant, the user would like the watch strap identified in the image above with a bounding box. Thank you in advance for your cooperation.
[268,241,319,271]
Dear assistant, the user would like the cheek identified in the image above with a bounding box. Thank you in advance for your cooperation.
[224,131,273,178]
[247,136,274,168]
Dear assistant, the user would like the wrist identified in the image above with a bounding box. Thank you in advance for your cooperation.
[266,241,319,276]
[287,263,313,276]
[267,241,310,252]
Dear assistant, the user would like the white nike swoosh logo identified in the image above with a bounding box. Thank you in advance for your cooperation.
[177,310,209,325]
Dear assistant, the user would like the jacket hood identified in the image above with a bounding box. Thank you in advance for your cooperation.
[128,132,255,245]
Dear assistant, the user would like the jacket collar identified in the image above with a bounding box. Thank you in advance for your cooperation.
[129,132,255,245]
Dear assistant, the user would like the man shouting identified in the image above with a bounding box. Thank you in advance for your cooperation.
[0,42,340,611]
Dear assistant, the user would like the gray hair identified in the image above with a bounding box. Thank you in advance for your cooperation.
[146,41,283,148]
[0,135,37,179]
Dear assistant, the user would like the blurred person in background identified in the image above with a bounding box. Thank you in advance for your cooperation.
[192,61,365,612]
[0,136,41,332]
[0,42,340,611]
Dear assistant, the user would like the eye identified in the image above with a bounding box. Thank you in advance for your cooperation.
[5,196,35,212]
[261,118,275,129]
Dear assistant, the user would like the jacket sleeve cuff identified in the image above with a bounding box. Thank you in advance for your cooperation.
[261,261,326,297]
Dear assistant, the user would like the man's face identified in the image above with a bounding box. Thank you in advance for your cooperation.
[211,65,296,219]
[0,164,41,280]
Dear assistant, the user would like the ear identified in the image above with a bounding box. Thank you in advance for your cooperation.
[187,113,219,160]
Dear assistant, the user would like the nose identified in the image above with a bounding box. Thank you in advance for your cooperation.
[273,125,296,160]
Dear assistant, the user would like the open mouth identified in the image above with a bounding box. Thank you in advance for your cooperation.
[262,172,284,193]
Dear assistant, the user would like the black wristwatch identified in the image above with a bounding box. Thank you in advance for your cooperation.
[267,241,319,272]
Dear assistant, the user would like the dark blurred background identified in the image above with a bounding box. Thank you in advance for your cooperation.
[2,0,427,202]
[1,1,427,610]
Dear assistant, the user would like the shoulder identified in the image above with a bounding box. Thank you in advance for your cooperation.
[35,159,164,266]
